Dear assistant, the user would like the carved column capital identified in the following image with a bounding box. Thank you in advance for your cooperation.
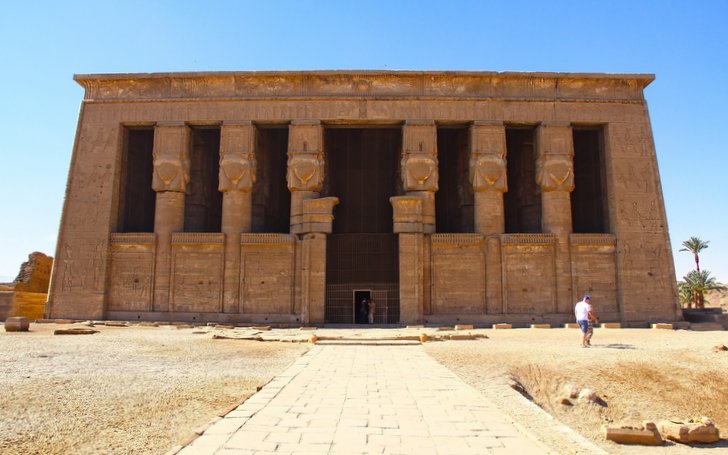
[402,121,438,192]
[287,121,324,192]
[219,122,256,192]
[390,196,424,233]
[152,122,190,193]
[536,122,574,193]
[469,122,507,192]
[300,197,340,234]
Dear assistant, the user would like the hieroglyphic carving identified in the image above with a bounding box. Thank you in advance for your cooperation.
[170,250,223,313]
[108,247,155,311]
[152,123,190,192]
[60,240,105,292]
[219,122,257,192]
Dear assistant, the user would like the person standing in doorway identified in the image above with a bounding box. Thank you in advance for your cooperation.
[574,295,599,347]
[367,297,376,324]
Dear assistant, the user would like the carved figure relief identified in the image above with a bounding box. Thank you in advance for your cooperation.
[401,152,439,191]
[287,151,324,191]
[152,156,190,192]
[219,150,256,192]
[470,152,507,191]
[537,156,574,192]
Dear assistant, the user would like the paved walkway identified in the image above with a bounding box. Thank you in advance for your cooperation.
[177,344,548,455]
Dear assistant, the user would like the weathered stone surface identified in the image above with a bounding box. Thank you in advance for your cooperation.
[530,323,551,329]
[652,323,674,329]
[658,418,721,444]
[4,316,30,332]
[605,425,663,445]
[493,323,512,329]
[47,71,678,326]
[557,397,573,406]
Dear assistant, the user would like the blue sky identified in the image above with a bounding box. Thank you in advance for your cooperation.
[0,0,726,284]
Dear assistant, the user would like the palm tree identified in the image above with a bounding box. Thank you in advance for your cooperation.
[679,270,726,308]
[679,237,710,272]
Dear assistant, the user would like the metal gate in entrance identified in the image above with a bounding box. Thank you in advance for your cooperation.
[325,233,400,324]
[322,127,402,325]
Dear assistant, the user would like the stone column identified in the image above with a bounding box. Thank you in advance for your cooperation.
[152,122,190,312]
[299,197,339,324]
[470,121,507,235]
[391,196,425,324]
[537,122,575,313]
[402,121,438,233]
[219,121,257,313]
[287,121,324,235]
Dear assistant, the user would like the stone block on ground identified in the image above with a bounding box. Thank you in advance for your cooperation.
[454,324,473,330]
[530,323,551,329]
[658,418,721,444]
[54,327,99,335]
[564,323,580,328]
[652,323,674,329]
[493,323,512,329]
[605,424,663,445]
[600,322,621,329]
[4,316,30,332]
[689,323,724,331]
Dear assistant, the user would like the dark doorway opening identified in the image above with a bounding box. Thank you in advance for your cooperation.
[354,290,371,324]
[504,127,541,233]
[436,126,474,233]
[253,126,291,233]
[118,127,155,233]
[324,127,401,324]
[185,127,222,233]
[572,128,608,233]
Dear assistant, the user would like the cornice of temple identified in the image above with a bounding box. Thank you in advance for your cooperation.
[73,70,654,103]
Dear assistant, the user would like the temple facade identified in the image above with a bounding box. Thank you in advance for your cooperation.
[47,71,680,325]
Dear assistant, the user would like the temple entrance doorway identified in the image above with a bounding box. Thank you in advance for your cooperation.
[324,127,401,324]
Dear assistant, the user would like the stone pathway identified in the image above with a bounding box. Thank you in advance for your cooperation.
[177,344,548,454]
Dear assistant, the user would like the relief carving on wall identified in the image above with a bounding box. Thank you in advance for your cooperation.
[152,125,190,192]
[401,152,439,192]
[219,150,256,192]
[287,148,324,191]
[536,156,574,192]
[470,151,507,192]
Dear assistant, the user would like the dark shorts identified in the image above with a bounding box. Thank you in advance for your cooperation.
[577,320,589,333]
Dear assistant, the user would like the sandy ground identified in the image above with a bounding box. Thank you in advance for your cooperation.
[2,321,728,454]
[425,327,728,454]
[0,323,307,455]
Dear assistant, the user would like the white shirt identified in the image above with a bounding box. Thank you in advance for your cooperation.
[575,300,591,321]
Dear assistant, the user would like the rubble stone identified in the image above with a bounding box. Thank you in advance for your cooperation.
[4,316,30,332]
[658,418,721,444]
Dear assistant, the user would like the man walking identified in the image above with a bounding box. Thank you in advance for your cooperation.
[575,295,599,347]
